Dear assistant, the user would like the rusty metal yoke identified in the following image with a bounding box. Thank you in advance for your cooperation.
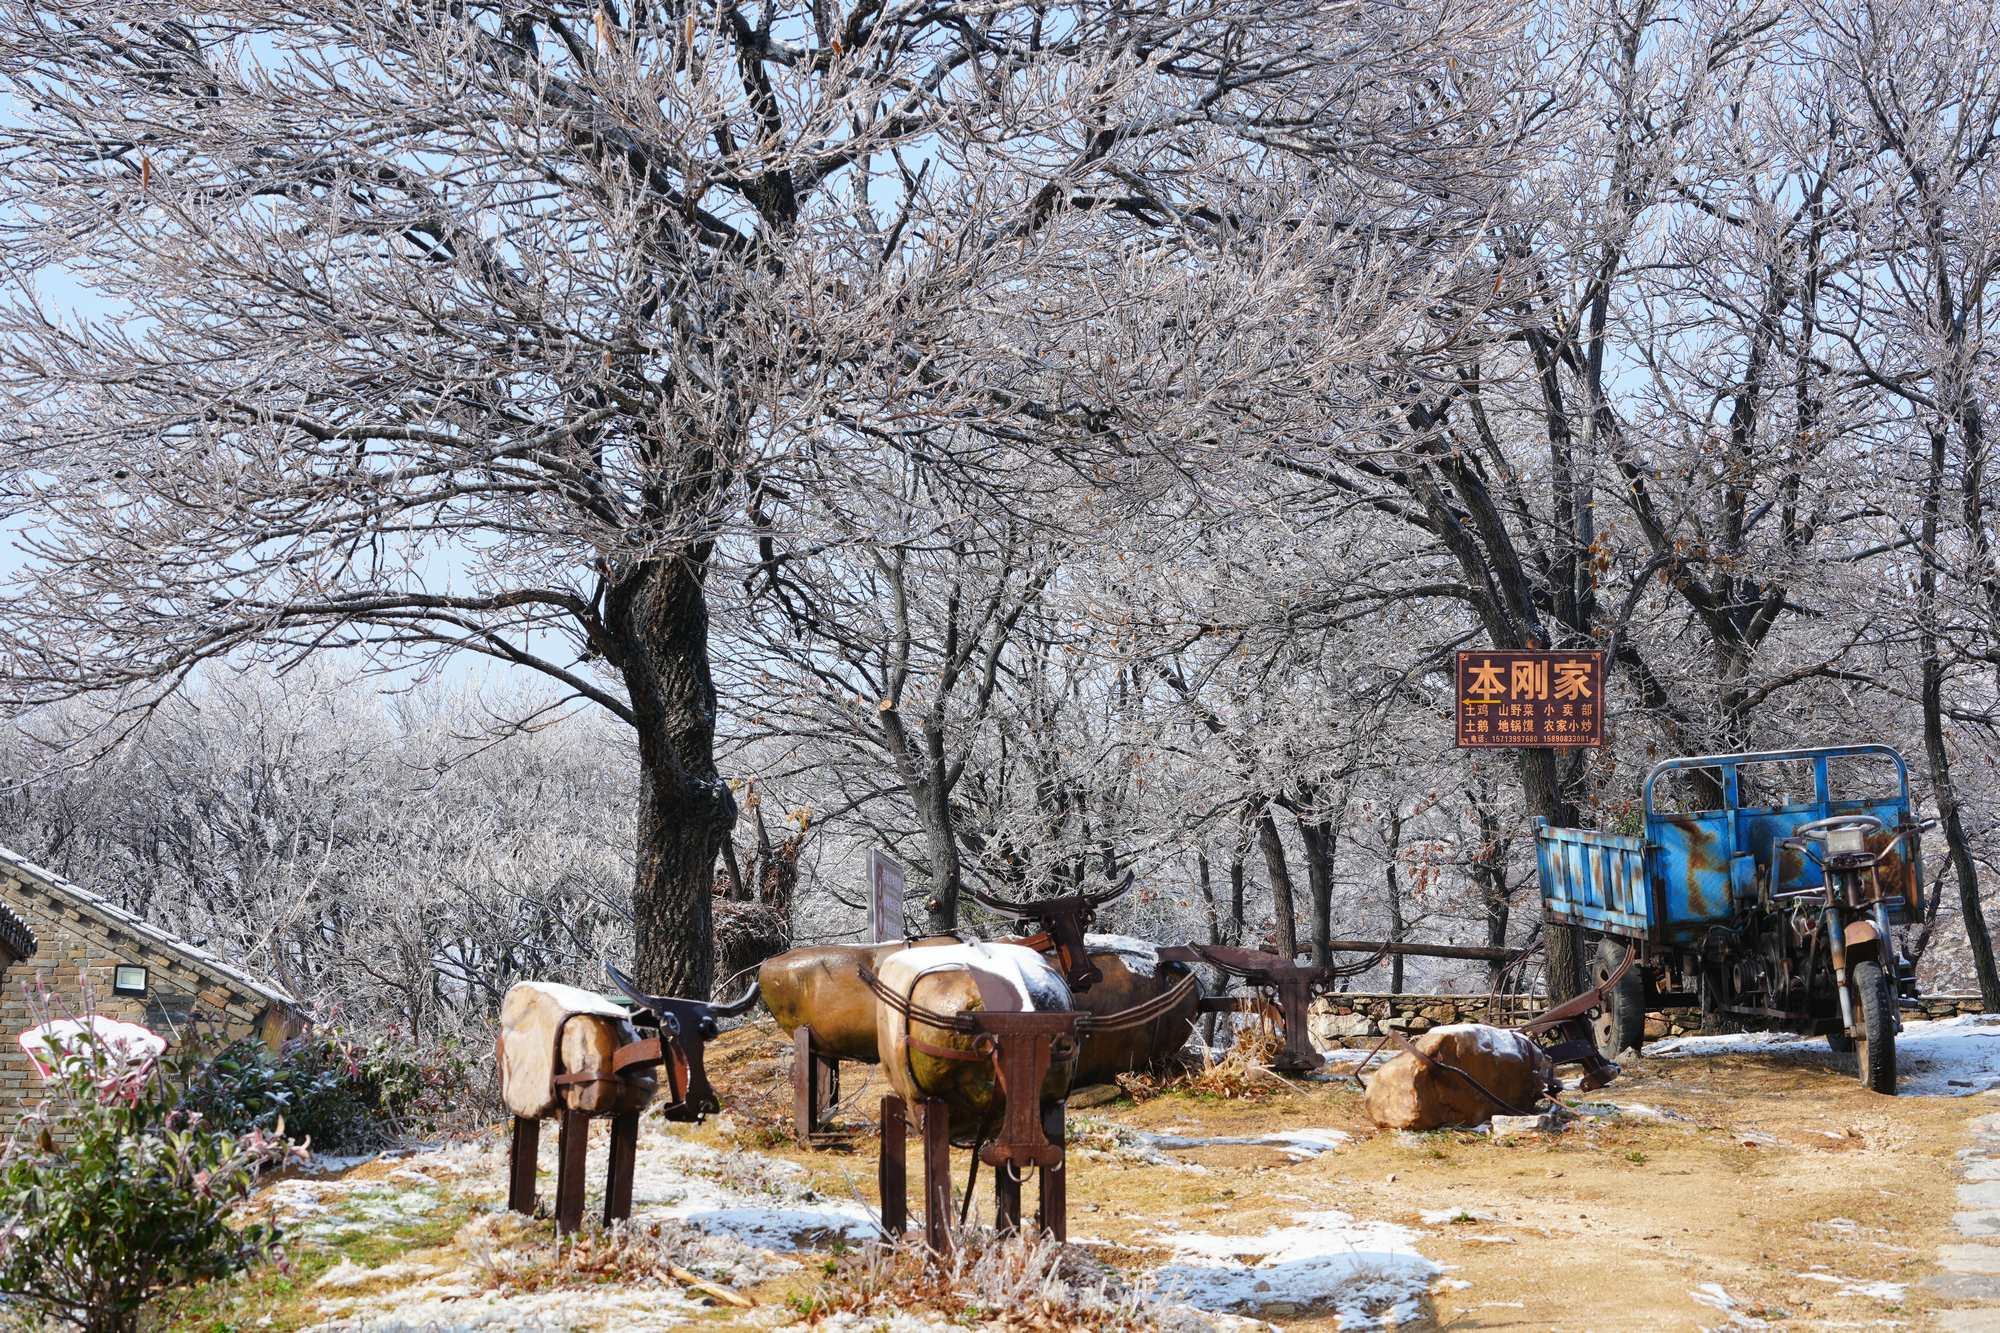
[1158,942,1390,1073]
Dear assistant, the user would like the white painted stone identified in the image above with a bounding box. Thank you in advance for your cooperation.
[1961,1181,2000,1208]
[1939,1310,2000,1333]
[1955,1211,2000,1238]
[1939,1244,2000,1274]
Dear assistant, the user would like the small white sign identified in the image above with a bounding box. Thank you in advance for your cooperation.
[870,849,906,943]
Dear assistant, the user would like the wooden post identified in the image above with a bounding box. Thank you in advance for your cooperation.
[794,1025,841,1145]
[879,1095,907,1238]
[1037,1103,1066,1241]
[507,1116,540,1216]
[921,1097,952,1253]
[603,1111,639,1226]
[554,1106,590,1234]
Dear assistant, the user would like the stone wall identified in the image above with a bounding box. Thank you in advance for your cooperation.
[1311,992,1995,1048]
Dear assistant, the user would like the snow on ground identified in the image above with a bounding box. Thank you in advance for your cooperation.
[308,1281,706,1333]
[1141,1210,1439,1329]
[1135,1128,1353,1161]
[1648,1011,2000,1096]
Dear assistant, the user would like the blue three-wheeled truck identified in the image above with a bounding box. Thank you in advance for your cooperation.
[1536,745,1933,1093]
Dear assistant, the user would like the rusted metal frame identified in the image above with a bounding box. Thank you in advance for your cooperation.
[1313,939,1526,963]
[1159,946,1335,1072]
[968,1010,1075,1240]
[1036,1103,1066,1242]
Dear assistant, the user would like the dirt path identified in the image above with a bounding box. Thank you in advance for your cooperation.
[706,1016,1995,1331]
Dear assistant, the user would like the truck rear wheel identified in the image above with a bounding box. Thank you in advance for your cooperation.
[1592,937,1647,1057]
[1853,958,1897,1094]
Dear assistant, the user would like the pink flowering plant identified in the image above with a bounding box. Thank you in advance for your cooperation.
[0,1022,299,1333]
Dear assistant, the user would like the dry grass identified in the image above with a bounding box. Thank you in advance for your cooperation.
[791,1231,1162,1333]
[457,1213,778,1301]
[1115,1022,1294,1104]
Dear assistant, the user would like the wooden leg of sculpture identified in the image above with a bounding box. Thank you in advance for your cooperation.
[879,1096,907,1238]
[554,1106,590,1234]
[1037,1104,1066,1241]
[793,1026,840,1146]
[922,1098,952,1254]
[815,1045,838,1135]
[508,1116,539,1216]
[603,1111,638,1227]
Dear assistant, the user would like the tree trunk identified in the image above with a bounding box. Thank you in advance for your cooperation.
[1229,838,1247,945]
[1919,428,2000,1010]
[917,724,965,933]
[616,556,735,1000]
[1470,795,1512,983]
[1255,805,1299,960]
[1386,809,1406,994]
[1519,747,1582,1000]
[1298,814,1337,968]
[1196,850,1224,1044]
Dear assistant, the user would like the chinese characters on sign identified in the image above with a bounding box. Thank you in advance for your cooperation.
[1455,650,1604,748]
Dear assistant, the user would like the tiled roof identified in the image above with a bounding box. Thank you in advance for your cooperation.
[0,844,295,1008]
[0,895,33,961]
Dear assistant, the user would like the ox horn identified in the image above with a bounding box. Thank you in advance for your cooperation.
[604,961,759,1022]
[1086,870,1134,908]
[965,885,1034,918]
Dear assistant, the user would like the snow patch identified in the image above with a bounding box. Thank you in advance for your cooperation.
[1085,934,1163,976]
[1142,1209,1438,1327]
[1650,1012,2000,1097]
[878,942,1072,1014]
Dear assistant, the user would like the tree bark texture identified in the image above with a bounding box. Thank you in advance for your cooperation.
[1386,809,1406,994]
[1255,806,1298,961]
[1519,747,1583,1000]
[615,556,735,1000]
[1919,428,2000,1010]
[1300,815,1337,968]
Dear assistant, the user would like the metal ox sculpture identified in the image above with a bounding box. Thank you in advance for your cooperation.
[757,883,1200,1143]
[860,940,1196,1247]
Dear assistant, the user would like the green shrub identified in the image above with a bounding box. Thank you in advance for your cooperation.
[0,1031,294,1333]
[342,1026,479,1141]
[177,1032,381,1157]
[172,1024,480,1156]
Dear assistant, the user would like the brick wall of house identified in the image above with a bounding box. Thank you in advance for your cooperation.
[0,864,288,1109]
[1310,991,1995,1048]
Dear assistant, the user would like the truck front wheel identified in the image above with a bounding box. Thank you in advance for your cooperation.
[1592,937,1647,1058]
[1853,958,1898,1094]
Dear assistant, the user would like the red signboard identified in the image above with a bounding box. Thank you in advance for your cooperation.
[1455,650,1604,748]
